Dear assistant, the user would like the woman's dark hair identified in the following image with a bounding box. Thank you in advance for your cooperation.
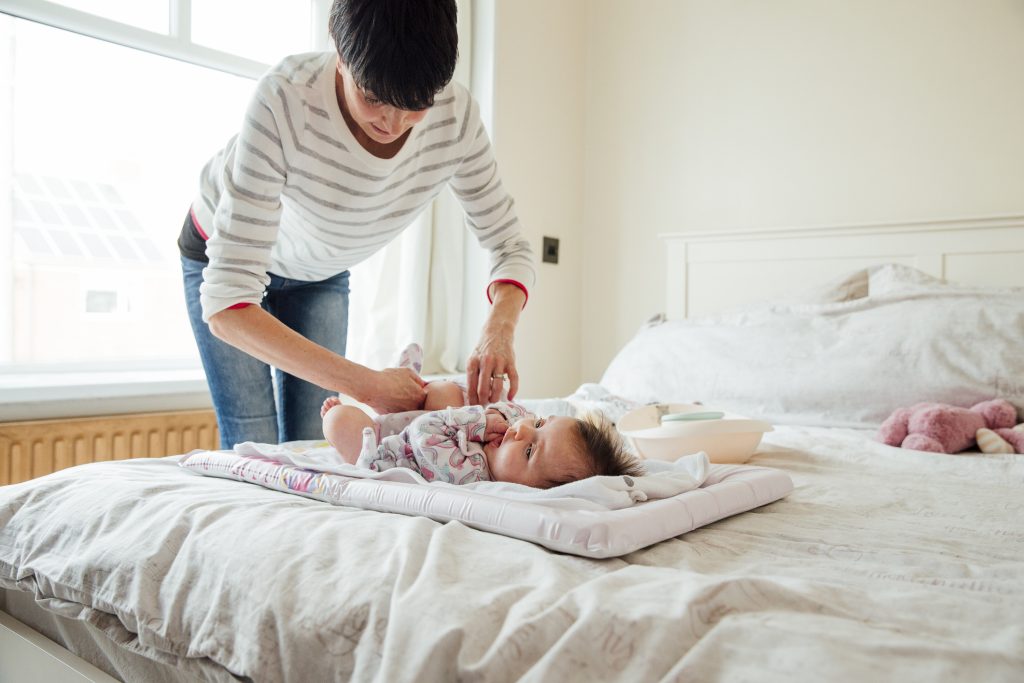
[329,0,458,111]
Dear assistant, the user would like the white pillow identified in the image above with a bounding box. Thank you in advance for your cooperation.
[600,265,1024,428]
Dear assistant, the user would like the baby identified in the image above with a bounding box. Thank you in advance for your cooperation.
[320,343,642,487]
[320,400,644,488]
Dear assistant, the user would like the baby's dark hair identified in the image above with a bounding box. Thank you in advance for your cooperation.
[329,0,459,111]
[568,412,645,481]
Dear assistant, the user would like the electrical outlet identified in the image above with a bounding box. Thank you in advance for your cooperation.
[542,236,559,264]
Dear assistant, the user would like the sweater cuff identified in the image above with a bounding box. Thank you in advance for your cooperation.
[486,279,529,308]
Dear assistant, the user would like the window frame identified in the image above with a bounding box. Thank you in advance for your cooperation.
[0,0,333,78]
[0,0,333,420]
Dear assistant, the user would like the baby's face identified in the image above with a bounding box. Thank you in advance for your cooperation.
[484,416,589,488]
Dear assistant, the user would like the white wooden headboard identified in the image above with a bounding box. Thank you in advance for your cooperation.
[661,214,1024,319]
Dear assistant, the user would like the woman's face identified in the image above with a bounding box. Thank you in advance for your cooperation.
[337,61,429,145]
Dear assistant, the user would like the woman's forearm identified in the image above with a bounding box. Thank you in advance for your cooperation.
[207,305,426,413]
[485,283,526,333]
[208,305,370,398]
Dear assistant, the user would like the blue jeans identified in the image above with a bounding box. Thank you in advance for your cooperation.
[181,256,350,449]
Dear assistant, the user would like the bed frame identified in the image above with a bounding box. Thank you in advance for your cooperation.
[0,610,117,682]
[4,211,1024,681]
[661,213,1024,319]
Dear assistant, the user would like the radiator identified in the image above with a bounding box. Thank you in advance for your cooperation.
[0,410,219,485]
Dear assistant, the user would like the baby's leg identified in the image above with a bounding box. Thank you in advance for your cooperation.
[423,381,466,411]
[322,404,375,463]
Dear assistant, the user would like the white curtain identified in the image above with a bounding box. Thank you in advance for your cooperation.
[345,0,473,374]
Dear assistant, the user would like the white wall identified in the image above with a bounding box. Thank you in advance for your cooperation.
[481,0,587,399]
[484,0,1024,391]
[580,0,1024,381]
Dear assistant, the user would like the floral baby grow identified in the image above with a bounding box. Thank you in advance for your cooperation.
[356,402,530,484]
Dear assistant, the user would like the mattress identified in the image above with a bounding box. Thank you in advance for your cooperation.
[2,424,1023,681]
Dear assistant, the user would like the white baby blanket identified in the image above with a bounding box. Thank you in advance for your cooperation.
[180,442,792,557]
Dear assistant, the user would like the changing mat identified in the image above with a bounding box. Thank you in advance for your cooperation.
[229,440,712,510]
[180,443,792,558]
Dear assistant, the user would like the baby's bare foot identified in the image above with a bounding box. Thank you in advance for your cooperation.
[320,396,342,418]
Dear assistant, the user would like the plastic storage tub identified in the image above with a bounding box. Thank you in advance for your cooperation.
[618,403,773,464]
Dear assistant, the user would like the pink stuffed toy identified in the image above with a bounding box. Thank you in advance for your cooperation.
[878,399,1024,454]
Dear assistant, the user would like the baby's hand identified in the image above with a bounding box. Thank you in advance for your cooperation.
[484,409,509,443]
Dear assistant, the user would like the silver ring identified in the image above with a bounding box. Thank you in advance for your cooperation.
[491,373,508,381]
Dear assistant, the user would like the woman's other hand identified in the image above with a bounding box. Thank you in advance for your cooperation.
[467,283,526,404]
[467,330,518,405]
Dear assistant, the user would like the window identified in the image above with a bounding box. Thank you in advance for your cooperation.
[0,1,330,378]
[3,16,253,367]
[44,0,169,33]
[84,289,124,315]
[0,0,473,419]
[191,0,313,65]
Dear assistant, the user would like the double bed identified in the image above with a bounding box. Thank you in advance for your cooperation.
[3,217,1023,681]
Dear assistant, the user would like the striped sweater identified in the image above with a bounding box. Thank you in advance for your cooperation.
[193,51,535,322]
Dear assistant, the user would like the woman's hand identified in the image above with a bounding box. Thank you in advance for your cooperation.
[467,283,526,404]
[467,328,518,406]
[363,368,427,414]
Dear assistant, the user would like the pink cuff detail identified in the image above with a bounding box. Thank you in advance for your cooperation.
[487,279,529,308]
[190,207,210,240]
[228,303,252,310]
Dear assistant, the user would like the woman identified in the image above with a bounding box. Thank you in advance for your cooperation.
[179,0,534,448]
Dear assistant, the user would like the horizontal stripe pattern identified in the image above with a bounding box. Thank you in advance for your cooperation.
[195,51,535,322]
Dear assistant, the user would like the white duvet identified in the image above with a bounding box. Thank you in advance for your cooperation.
[2,424,1022,682]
